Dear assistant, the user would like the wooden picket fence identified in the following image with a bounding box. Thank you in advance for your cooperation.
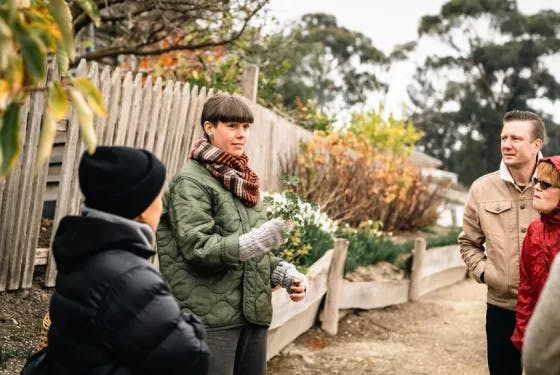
[0,60,311,291]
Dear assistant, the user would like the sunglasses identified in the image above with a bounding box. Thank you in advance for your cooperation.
[533,177,556,190]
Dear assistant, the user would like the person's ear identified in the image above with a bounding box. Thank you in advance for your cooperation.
[534,138,543,151]
[134,212,147,224]
[203,121,215,137]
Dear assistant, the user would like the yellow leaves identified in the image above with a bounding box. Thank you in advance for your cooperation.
[48,82,68,120]
[0,18,13,70]
[298,244,311,257]
[54,38,69,75]
[70,78,107,117]
[2,0,95,85]
[25,8,62,47]
[7,57,23,96]
[348,107,424,157]
[74,0,101,27]
[290,230,302,247]
[34,109,56,174]
[68,87,96,154]
[34,79,105,174]
[0,80,9,111]
[47,0,75,61]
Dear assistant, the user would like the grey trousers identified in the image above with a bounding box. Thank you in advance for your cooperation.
[206,324,268,375]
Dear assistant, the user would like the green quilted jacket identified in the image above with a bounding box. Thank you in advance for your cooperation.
[156,160,282,330]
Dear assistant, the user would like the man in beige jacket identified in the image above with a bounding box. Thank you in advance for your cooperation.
[458,110,545,375]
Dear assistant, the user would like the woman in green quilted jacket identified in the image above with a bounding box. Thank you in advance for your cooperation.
[157,93,308,375]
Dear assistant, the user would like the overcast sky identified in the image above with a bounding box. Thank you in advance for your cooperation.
[265,0,560,120]
[267,0,560,53]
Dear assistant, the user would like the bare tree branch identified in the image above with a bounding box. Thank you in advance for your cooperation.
[71,0,267,64]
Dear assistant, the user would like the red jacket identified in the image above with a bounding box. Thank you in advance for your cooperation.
[512,156,560,350]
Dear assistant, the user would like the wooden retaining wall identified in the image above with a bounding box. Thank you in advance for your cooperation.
[266,240,467,359]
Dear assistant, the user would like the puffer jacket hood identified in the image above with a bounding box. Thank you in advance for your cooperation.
[53,210,154,273]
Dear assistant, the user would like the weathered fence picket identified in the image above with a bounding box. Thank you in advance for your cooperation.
[0,67,51,291]
[45,61,89,286]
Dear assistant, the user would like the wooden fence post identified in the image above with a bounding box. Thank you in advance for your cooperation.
[240,65,259,103]
[320,238,349,335]
[408,237,427,301]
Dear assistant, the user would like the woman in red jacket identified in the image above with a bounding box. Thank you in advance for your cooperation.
[512,156,560,351]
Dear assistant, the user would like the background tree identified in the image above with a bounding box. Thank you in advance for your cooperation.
[70,0,268,64]
[120,12,388,131]
[408,0,560,184]
[245,13,388,113]
[126,13,344,131]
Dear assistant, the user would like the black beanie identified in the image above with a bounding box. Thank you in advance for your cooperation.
[78,146,166,219]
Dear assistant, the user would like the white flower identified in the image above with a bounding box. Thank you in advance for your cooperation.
[262,191,338,235]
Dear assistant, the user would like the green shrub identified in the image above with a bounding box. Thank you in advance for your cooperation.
[338,225,414,275]
[426,227,462,248]
[347,107,423,157]
[339,226,463,275]
[296,223,335,268]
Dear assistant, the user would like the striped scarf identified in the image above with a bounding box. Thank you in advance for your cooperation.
[190,139,260,207]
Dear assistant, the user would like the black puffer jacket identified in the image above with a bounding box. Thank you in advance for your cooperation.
[47,209,209,374]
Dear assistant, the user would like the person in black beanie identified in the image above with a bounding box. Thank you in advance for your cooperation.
[46,146,209,374]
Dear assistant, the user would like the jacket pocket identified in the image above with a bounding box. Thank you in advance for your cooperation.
[480,201,512,237]
[482,201,512,215]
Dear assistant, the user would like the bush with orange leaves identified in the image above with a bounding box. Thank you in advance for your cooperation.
[283,131,449,232]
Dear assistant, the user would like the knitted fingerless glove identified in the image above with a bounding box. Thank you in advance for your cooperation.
[239,219,286,261]
[271,261,309,292]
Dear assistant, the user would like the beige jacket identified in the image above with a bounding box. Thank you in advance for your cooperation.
[458,162,539,311]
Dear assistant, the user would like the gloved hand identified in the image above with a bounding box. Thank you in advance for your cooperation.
[239,218,287,261]
[271,261,309,292]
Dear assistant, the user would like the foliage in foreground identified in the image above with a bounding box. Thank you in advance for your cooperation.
[0,0,105,177]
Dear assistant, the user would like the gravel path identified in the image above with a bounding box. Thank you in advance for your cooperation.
[268,278,489,375]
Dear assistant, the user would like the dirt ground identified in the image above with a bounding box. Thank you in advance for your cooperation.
[0,267,51,374]
[268,278,489,375]
[0,273,487,375]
